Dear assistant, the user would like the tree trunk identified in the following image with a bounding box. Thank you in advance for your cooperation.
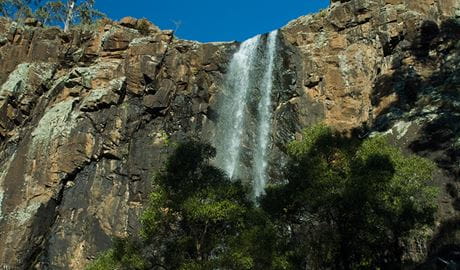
[64,0,75,32]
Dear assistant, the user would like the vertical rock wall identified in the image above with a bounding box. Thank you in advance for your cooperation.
[281,0,460,264]
[0,18,237,268]
[0,0,459,267]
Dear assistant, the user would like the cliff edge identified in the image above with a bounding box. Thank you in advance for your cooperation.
[0,0,459,268]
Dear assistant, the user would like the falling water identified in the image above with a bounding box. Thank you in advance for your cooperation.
[215,35,261,179]
[253,30,278,198]
[215,30,278,199]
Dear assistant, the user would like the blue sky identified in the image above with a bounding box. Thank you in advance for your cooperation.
[94,0,329,42]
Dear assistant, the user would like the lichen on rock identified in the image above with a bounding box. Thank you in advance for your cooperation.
[0,0,459,268]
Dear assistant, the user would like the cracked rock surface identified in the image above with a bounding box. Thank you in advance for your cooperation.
[0,17,236,268]
[0,0,459,268]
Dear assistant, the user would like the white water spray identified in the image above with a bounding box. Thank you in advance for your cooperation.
[215,30,278,199]
[215,35,261,179]
[253,30,278,198]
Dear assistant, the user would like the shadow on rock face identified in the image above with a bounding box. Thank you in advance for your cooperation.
[371,17,460,173]
[418,217,460,270]
[411,20,440,59]
[367,18,460,267]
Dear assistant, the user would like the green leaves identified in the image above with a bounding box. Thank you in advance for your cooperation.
[262,124,439,269]
[38,0,105,27]
[86,239,147,270]
[88,128,439,269]
[137,141,281,269]
[0,0,105,27]
[183,192,246,223]
[0,0,33,18]
[85,250,118,270]
[140,188,168,239]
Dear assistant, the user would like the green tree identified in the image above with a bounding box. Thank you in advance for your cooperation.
[33,0,104,29]
[260,124,438,269]
[33,0,63,25]
[140,141,251,269]
[87,141,288,270]
[86,238,147,270]
[0,0,38,19]
[141,141,292,269]
[74,0,103,25]
[88,127,438,270]
[0,0,104,28]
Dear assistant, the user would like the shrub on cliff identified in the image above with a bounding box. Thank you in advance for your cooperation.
[86,238,147,270]
[260,124,438,269]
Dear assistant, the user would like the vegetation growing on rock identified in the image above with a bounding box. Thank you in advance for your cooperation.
[0,0,457,267]
[88,125,438,270]
[261,124,438,269]
[87,141,288,270]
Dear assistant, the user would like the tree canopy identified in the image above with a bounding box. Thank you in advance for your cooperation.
[0,0,104,29]
[260,124,438,269]
[87,125,438,270]
[87,141,288,270]
[0,0,37,18]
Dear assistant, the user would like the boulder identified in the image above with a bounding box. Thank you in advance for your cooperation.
[119,16,138,28]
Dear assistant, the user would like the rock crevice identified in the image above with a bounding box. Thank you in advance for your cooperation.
[0,0,459,267]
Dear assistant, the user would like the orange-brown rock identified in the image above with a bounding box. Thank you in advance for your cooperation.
[0,0,459,268]
[0,16,235,269]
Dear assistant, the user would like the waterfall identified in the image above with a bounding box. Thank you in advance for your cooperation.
[215,35,261,179]
[215,30,278,199]
[253,30,278,198]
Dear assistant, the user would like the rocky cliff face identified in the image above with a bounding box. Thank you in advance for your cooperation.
[0,16,237,269]
[0,0,459,268]
[281,0,460,265]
